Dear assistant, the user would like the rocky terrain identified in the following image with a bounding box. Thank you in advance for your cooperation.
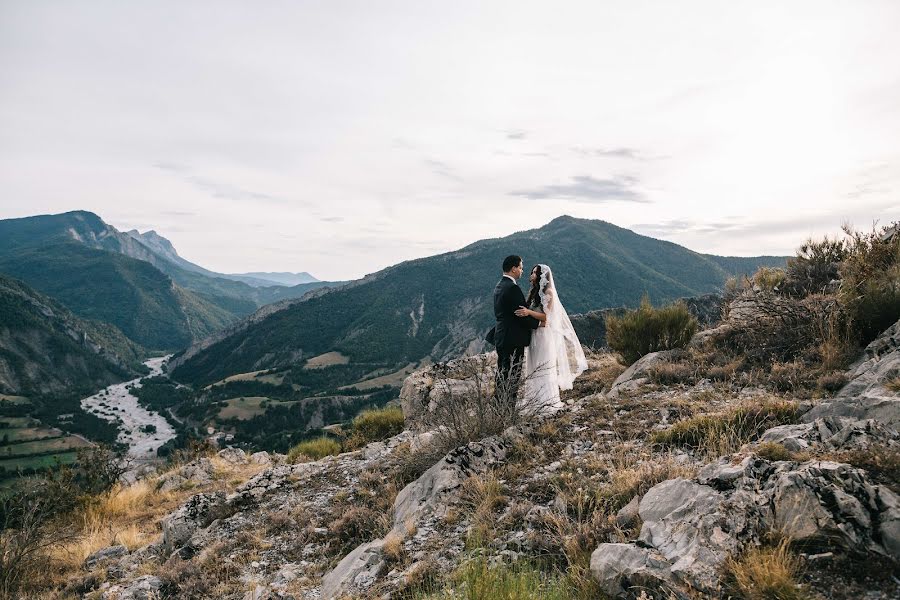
[58,311,900,600]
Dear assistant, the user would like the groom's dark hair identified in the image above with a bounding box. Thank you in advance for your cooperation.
[502,255,522,273]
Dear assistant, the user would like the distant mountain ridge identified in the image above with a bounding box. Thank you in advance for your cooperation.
[170,216,789,387]
[0,211,337,349]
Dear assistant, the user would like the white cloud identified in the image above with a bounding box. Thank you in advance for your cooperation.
[1,0,899,279]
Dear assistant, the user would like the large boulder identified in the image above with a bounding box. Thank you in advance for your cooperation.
[804,318,900,426]
[393,436,508,528]
[591,456,900,596]
[320,540,387,600]
[399,354,496,431]
[160,491,230,553]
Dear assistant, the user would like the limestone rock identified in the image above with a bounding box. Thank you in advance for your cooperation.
[393,436,508,528]
[217,447,248,464]
[614,495,641,529]
[760,416,899,452]
[608,350,679,398]
[160,491,230,553]
[114,575,163,600]
[320,539,386,599]
[593,456,900,595]
[590,543,679,597]
[399,354,496,431]
[84,544,128,569]
[804,318,900,425]
[250,451,272,464]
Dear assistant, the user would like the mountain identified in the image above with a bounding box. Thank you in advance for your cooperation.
[0,274,143,395]
[170,216,789,387]
[229,272,320,287]
[0,211,338,349]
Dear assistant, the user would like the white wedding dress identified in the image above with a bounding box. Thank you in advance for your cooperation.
[522,265,588,415]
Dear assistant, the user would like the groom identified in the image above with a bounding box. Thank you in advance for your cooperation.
[493,255,540,405]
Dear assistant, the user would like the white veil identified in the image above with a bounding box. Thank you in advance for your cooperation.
[537,264,588,390]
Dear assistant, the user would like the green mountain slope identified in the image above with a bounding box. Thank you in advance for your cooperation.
[170,216,788,386]
[0,239,235,351]
[0,274,143,395]
[0,211,337,319]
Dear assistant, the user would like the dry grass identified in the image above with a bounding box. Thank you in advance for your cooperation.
[650,398,801,457]
[382,531,405,563]
[754,442,797,462]
[726,538,811,600]
[460,472,508,545]
[32,456,266,595]
[887,377,900,393]
[567,351,626,396]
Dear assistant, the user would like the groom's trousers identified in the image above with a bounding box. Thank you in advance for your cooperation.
[495,345,525,408]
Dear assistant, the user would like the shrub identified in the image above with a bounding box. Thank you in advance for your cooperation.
[424,556,591,600]
[346,405,405,449]
[649,362,695,385]
[783,236,847,297]
[606,296,699,365]
[286,436,342,463]
[753,266,787,292]
[328,506,386,554]
[816,372,848,394]
[838,223,900,345]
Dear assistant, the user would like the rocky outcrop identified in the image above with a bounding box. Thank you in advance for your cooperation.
[607,350,680,398]
[400,354,496,431]
[760,416,900,452]
[160,491,231,554]
[321,436,509,599]
[592,456,900,596]
[804,318,900,426]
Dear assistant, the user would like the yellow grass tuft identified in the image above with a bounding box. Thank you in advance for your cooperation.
[727,538,810,600]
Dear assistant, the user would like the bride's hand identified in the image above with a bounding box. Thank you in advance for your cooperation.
[515,306,531,317]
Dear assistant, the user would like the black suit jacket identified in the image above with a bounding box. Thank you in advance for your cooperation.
[493,277,539,349]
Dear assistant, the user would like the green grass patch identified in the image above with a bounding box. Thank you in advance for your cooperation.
[418,556,593,600]
[651,399,801,455]
[346,405,405,449]
[287,436,342,463]
[0,394,31,404]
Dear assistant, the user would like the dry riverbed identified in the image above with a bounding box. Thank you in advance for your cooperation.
[80,356,177,458]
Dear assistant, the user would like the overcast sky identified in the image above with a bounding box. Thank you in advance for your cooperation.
[1,1,899,280]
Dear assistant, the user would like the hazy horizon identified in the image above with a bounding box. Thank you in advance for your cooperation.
[2,1,898,279]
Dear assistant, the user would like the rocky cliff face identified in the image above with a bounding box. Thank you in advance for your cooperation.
[63,317,900,599]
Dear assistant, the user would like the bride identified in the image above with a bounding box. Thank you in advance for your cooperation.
[514,264,588,413]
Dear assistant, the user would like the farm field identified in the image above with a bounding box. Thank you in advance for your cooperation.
[0,451,79,473]
[3,426,64,442]
[216,396,300,420]
[1,435,92,458]
[304,351,350,369]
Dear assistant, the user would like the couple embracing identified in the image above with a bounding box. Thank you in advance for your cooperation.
[490,255,588,414]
